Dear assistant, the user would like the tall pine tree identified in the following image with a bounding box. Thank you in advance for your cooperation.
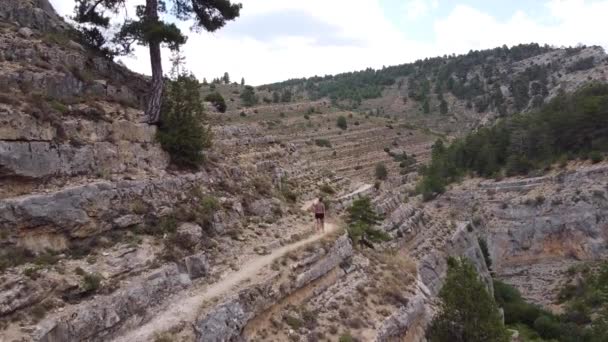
[73,0,241,123]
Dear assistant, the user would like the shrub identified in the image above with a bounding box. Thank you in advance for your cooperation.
[81,273,103,293]
[337,116,348,130]
[533,315,561,339]
[375,162,388,180]
[320,184,335,194]
[478,237,492,270]
[346,197,389,246]
[280,182,297,203]
[589,151,603,164]
[284,314,304,330]
[315,139,332,148]
[338,333,354,342]
[204,92,227,113]
[427,259,509,342]
[157,74,212,169]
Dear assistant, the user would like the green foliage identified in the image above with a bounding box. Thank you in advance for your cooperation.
[427,259,509,342]
[422,98,430,113]
[419,84,608,199]
[567,57,596,73]
[346,197,389,246]
[280,89,292,103]
[337,115,348,130]
[157,74,212,169]
[315,139,332,148]
[272,91,280,103]
[204,92,227,113]
[74,0,241,56]
[495,268,608,342]
[81,272,103,293]
[375,162,388,180]
[589,151,603,164]
[260,43,552,109]
[440,99,448,115]
[478,237,492,270]
[240,85,259,107]
[338,333,354,342]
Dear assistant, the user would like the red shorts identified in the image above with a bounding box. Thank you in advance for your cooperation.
[315,213,325,220]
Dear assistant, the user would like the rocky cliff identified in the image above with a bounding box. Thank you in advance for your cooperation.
[1,1,604,341]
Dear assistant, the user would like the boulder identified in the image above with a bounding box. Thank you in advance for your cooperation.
[183,252,210,279]
[18,27,34,38]
[177,223,203,242]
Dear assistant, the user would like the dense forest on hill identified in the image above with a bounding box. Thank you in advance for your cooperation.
[259,43,592,108]
[417,83,608,199]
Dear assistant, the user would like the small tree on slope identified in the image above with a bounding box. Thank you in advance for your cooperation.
[427,258,509,342]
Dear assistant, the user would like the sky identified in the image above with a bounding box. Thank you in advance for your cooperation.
[49,0,608,85]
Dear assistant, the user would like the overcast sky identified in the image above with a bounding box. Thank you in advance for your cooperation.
[49,0,608,85]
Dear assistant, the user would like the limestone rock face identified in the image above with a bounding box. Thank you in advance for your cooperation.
[34,265,191,342]
[0,172,209,248]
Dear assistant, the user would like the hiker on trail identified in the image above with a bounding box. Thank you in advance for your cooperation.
[312,197,326,233]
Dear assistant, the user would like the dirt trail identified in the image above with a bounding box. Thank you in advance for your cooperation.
[337,183,373,200]
[114,221,339,342]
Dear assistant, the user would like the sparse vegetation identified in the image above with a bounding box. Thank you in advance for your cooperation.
[81,272,103,293]
[375,162,388,180]
[337,115,348,130]
[315,139,332,148]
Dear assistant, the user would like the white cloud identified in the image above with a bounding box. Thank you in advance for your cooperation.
[404,0,439,20]
[433,1,608,57]
[48,0,608,85]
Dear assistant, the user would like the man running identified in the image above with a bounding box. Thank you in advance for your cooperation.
[312,197,326,233]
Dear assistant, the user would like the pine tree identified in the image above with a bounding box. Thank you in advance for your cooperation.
[423,98,430,113]
[240,86,258,107]
[346,197,389,246]
[73,0,241,123]
[241,77,245,86]
[223,72,230,84]
[157,73,212,169]
[440,99,448,115]
[427,258,509,342]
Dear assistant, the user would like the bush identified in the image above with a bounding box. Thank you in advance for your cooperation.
[427,259,509,342]
[81,273,102,293]
[204,92,227,113]
[375,162,388,180]
[478,237,492,270]
[338,333,354,342]
[533,315,561,339]
[337,115,348,130]
[319,184,335,194]
[315,139,332,148]
[346,197,389,246]
[157,74,212,169]
[589,151,603,164]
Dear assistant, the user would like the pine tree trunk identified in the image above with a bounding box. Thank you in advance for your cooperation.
[145,0,163,124]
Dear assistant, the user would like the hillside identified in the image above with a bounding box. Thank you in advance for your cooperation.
[0,1,607,342]
[260,44,608,134]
